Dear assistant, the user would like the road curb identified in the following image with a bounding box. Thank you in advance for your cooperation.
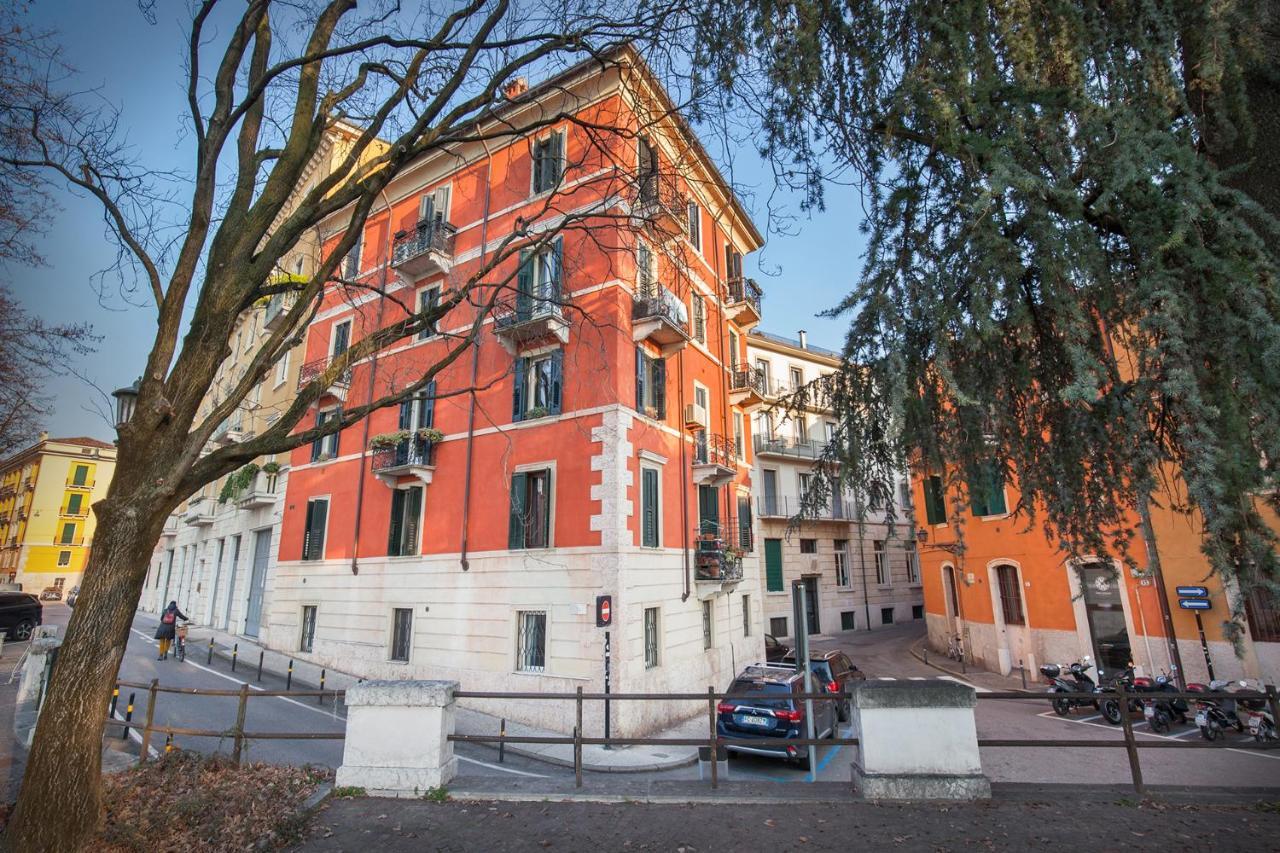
[470,739,701,773]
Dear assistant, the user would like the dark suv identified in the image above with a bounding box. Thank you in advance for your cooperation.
[781,650,865,722]
[0,591,42,640]
[717,664,838,769]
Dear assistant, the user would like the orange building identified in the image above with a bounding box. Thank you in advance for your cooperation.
[270,49,769,735]
[914,467,1280,686]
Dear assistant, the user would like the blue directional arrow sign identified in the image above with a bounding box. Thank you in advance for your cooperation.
[1175,585,1209,598]
[1178,598,1212,611]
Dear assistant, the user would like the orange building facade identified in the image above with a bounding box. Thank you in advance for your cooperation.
[269,52,769,735]
[914,468,1280,686]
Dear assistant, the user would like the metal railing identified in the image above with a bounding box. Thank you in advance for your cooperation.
[756,495,857,520]
[392,220,457,268]
[694,518,748,581]
[725,277,762,314]
[729,365,766,397]
[753,434,828,459]
[494,297,563,330]
[633,172,685,226]
[371,436,436,472]
[631,290,689,333]
[297,358,353,390]
[693,433,739,468]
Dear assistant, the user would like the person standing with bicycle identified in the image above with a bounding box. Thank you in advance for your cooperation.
[154,600,188,660]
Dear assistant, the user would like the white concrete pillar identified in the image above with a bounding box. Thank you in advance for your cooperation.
[336,680,458,797]
[14,637,62,747]
[850,679,990,800]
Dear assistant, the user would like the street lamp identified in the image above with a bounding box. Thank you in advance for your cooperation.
[112,378,141,428]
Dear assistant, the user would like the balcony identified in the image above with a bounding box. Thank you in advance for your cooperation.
[631,289,689,356]
[64,478,93,490]
[297,358,352,403]
[757,495,856,521]
[728,365,766,410]
[753,434,828,460]
[371,435,436,487]
[212,418,249,446]
[725,277,762,328]
[263,288,299,332]
[160,513,180,540]
[54,536,85,547]
[236,471,280,509]
[631,172,686,239]
[183,495,215,527]
[692,433,738,487]
[0,485,14,499]
[493,299,569,356]
[694,520,745,598]
[61,506,90,518]
[391,220,457,282]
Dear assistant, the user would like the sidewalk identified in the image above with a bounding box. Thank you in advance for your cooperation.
[908,635,1034,692]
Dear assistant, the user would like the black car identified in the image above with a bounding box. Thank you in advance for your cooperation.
[781,649,865,722]
[764,633,790,663]
[0,591,42,641]
[717,664,838,770]
[66,585,80,608]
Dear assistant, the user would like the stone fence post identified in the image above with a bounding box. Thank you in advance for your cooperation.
[336,680,459,797]
[14,637,62,747]
[849,679,990,800]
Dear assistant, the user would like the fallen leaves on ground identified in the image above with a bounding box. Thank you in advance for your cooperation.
[97,750,331,852]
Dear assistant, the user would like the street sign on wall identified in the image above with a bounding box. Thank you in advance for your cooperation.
[1176,586,1210,598]
[1178,598,1211,611]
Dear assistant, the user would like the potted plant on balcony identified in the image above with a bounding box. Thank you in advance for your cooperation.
[261,461,281,475]
[414,427,444,444]
[369,430,411,449]
[523,405,550,420]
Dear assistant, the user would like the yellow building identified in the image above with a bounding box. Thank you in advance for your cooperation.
[0,433,117,596]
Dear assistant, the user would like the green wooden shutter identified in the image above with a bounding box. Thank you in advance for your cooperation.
[398,400,413,430]
[548,350,563,414]
[310,411,326,462]
[925,476,947,525]
[737,495,752,551]
[418,380,436,428]
[516,249,533,316]
[642,467,658,547]
[508,473,528,549]
[303,501,315,558]
[652,358,666,420]
[387,489,406,556]
[550,237,563,301]
[306,499,328,561]
[551,131,563,184]
[512,357,526,421]
[765,538,784,592]
[404,486,422,554]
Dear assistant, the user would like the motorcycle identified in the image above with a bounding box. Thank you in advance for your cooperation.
[1099,665,1146,725]
[1040,658,1100,716]
[1194,680,1249,741]
[1141,671,1189,733]
[1240,685,1278,742]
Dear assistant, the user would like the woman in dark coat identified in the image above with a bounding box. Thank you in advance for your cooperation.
[154,600,188,660]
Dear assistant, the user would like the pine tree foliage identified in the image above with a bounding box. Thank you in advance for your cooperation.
[701,0,1280,632]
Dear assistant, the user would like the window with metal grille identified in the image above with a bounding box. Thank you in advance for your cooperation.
[300,605,317,653]
[770,616,788,637]
[841,611,857,631]
[834,540,850,588]
[644,607,659,668]
[995,564,1025,626]
[912,604,925,620]
[742,595,751,636]
[517,610,547,672]
[702,599,713,649]
[390,607,412,662]
[881,607,895,625]
[874,540,889,585]
[1245,586,1280,643]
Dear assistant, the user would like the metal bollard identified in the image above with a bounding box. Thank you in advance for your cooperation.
[110,686,120,717]
[923,647,928,665]
[1019,660,1027,690]
[257,650,264,682]
[231,643,238,672]
[317,669,326,705]
[120,693,135,741]
[207,636,214,665]
[499,718,506,763]
[287,659,294,690]
[165,733,173,754]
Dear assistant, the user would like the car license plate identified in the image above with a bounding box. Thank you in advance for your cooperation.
[1143,705,1155,719]
[739,715,769,727]
[1195,712,1208,727]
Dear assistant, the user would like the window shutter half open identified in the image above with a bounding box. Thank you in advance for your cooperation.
[508,473,528,549]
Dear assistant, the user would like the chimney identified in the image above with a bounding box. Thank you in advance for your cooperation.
[502,77,529,100]
[797,330,808,350]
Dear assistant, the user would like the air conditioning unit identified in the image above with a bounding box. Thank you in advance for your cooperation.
[684,402,709,431]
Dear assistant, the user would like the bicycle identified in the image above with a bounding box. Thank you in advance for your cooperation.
[174,621,189,662]
[946,634,965,662]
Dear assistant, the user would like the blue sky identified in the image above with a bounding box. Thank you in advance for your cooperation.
[10,2,865,442]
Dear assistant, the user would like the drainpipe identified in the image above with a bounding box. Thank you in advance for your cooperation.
[349,187,396,575]
[460,136,495,571]
[679,350,691,602]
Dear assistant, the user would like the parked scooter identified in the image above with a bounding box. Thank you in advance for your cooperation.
[1195,680,1249,741]
[1142,671,1190,733]
[1099,664,1146,725]
[1240,683,1278,742]
[1040,658,1100,716]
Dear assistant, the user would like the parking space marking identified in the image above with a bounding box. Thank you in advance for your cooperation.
[1034,710,1279,760]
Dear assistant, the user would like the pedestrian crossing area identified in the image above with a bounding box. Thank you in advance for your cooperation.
[873,675,992,693]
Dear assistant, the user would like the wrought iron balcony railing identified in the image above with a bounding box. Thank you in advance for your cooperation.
[371,436,436,473]
[753,434,828,460]
[694,519,746,583]
[725,276,762,318]
[392,220,457,270]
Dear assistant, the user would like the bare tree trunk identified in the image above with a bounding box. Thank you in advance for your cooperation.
[8,476,170,851]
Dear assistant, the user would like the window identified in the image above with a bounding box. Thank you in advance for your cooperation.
[995,564,1025,626]
[881,607,895,625]
[789,366,803,391]
[841,611,857,631]
[794,416,808,443]
[742,595,751,636]
[398,381,436,433]
[418,286,440,340]
[644,607,660,668]
[57,550,71,567]
[905,541,921,583]
[764,538,783,592]
[912,604,925,620]
[924,475,947,524]
[311,408,340,461]
[513,351,563,421]
[387,486,423,557]
[419,184,451,225]
[386,607,413,662]
[799,538,816,554]
[691,295,705,343]
[834,539,850,588]
[874,540,889,585]
[300,606,317,653]
[702,599,713,649]
[687,200,701,252]
[728,330,739,369]
[344,230,362,279]
[1246,587,1280,643]
[969,462,1008,517]
[737,495,753,552]
[634,347,666,419]
[531,131,563,194]
[66,493,83,515]
[331,319,352,359]
[641,466,660,548]
[302,498,329,561]
[59,522,76,545]
[274,349,290,387]
[734,413,745,460]
[509,469,552,549]
[516,610,547,672]
[636,241,655,298]
[798,472,812,501]
[898,479,913,510]
[770,616,788,637]
[72,465,88,487]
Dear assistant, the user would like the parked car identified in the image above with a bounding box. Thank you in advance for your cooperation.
[39,587,62,602]
[66,585,80,608]
[717,663,838,770]
[0,591,42,640]
[781,649,865,722]
[764,633,790,663]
